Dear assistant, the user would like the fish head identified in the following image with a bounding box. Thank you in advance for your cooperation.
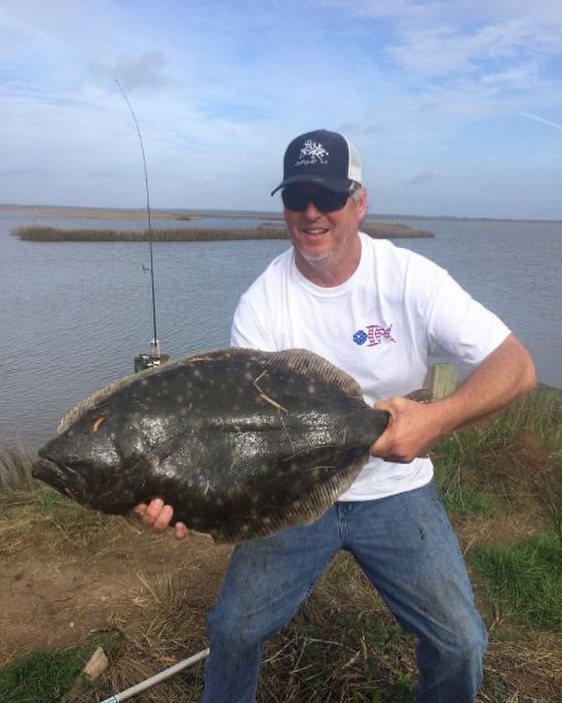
[32,404,140,514]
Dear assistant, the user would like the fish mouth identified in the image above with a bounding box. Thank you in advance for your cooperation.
[32,457,74,491]
[32,457,59,481]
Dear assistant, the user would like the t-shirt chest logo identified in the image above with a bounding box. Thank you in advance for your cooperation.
[353,324,396,347]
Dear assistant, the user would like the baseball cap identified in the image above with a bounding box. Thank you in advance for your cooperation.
[271,129,362,196]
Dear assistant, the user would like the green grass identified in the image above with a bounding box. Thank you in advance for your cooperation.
[432,385,561,528]
[36,488,89,523]
[0,649,83,703]
[0,633,121,703]
[432,384,562,663]
[471,531,562,630]
[433,440,499,518]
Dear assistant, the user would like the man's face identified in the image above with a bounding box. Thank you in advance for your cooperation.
[282,184,367,279]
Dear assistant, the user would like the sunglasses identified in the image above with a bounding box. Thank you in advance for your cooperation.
[281,187,352,213]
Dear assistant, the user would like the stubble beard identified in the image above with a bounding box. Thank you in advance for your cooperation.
[292,229,362,288]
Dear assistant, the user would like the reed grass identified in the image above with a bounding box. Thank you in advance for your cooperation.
[13,222,433,242]
[0,443,35,492]
[14,224,287,241]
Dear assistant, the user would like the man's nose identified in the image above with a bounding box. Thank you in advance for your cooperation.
[302,199,322,217]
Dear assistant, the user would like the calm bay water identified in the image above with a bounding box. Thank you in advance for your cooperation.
[1,209,561,449]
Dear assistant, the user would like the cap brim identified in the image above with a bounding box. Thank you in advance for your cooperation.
[271,174,354,196]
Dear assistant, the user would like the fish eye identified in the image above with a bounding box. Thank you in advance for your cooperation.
[91,415,107,433]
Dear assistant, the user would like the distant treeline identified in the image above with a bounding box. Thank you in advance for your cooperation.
[14,223,434,242]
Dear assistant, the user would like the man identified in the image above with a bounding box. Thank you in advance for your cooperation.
[136,129,536,702]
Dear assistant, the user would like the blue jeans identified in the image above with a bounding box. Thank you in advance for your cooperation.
[203,480,487,703]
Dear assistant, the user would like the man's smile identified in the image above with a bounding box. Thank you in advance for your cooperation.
[302,226,329,235]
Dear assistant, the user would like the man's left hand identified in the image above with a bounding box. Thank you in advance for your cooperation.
[370,397,439,463]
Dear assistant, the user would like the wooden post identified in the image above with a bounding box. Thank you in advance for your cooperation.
[424,363,458,399]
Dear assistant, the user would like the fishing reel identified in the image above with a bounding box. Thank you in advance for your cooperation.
[134,340,170,373]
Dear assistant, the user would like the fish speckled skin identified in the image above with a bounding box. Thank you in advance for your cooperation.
[32,348,389,542]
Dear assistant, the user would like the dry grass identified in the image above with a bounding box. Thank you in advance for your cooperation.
[0,443,35,492]
[0,487,131,559]
[14,224,288,241]
[434,385,561,539]
[258,554,417,703]
[75,551,562,702]
[484,630,562,703]
[98,567,209,703]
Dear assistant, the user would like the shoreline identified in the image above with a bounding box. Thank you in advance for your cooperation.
[2,202,561,224]
[9,205,435,241]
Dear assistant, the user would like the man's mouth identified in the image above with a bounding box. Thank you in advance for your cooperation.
[302,227,329,235]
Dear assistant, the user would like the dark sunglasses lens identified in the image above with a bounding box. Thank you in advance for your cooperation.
[281,189,349,212]
[281,189,307,211]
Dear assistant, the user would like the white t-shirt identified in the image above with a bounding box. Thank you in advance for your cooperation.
[231,232,510,501]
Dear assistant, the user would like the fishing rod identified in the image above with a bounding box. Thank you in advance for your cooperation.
[115,78,168,372]
[97,648,210,703]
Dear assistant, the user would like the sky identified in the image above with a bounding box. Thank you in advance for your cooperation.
[1,0,562,219]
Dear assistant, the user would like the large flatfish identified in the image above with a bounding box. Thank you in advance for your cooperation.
[32,348,389,542]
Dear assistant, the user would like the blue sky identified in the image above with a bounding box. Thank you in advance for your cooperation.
[1,0,562,218]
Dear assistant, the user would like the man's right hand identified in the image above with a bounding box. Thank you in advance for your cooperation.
[134,498,188,539]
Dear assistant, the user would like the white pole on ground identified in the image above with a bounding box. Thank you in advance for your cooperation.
[97,647,210,703]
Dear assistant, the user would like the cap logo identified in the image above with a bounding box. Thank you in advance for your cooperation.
[295,139,329,167]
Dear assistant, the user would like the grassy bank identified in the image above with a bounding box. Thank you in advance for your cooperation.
[13,221,434,242]
[0,385,560,702]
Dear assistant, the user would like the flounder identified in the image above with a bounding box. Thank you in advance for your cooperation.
[32,348,389,543]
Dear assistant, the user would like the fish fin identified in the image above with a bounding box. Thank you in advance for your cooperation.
[210,449,368,544]
[56,348,225,433]
[57,347,359,434]
[56,360,183,434]
[264,349,364,399]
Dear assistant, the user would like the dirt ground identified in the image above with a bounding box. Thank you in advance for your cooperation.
[0,510,231,667]
[1,498,561,703]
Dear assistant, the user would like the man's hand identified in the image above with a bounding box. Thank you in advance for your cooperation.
[134,499,188,539]
[371,334,536,464]
[370,397,440,463]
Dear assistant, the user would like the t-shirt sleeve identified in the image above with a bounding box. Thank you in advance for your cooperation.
[422,264,511,366]
[230,293,275,350]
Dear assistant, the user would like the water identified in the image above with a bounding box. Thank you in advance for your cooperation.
[2,209,561,448]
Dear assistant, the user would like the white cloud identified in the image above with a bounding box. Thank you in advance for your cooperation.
[0,0,561,217]
[91,52,171,92]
